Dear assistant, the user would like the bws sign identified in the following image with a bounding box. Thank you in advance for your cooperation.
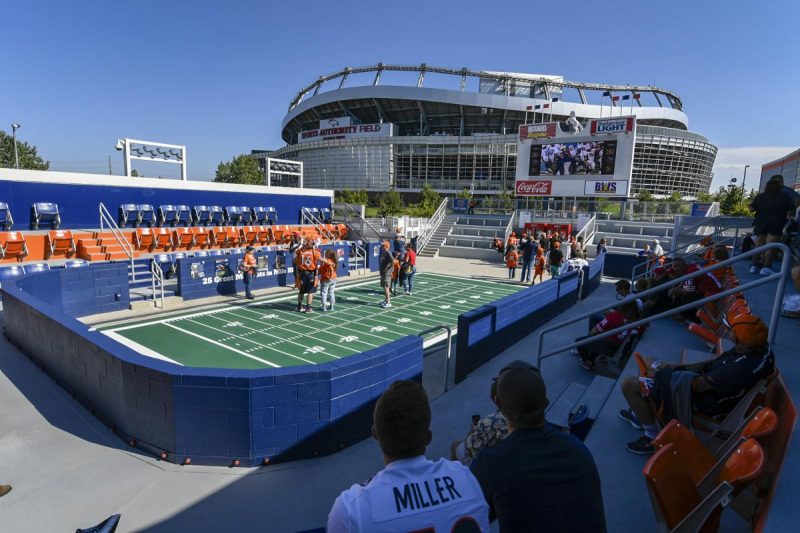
[583,180,628,196]
[590,117,634,135]
[515,180,552,196]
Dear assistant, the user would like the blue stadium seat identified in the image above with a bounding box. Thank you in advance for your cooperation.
[158,205,177,227]
[208,205,224,226]
[224,206,243,226]
[301,207,320,223]
[31,202,61,230]
[193,251,210,258]
[25,263,51,274]
[118,204,140,227]
[266,206,278,224]
[138,204,155,227]
[192,206,210,226]
[252,206,268,224]
[320,208,332,223]
[153,254,175,277]
[0,202,14,230]
[239,206,253,224]
[64,260,89,268]
[228,248,244,254]
[209,249,224,256]
[175,205,191,227]
[0,265,26,287]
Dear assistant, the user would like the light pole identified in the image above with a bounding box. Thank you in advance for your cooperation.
[11,123,21,169]
[741,165,749,195]
[323,168,327,189]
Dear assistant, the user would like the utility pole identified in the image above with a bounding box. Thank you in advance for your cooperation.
[108,155,113,175]
[741,165,749,195]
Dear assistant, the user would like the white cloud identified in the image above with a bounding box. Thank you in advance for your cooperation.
[710,146,796,192]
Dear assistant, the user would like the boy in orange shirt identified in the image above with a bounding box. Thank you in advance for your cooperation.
[318,249,338,312]
[505,247,519,279]
[390,252,401,297]
[533,247,545,284]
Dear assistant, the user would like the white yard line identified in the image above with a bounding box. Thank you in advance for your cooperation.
[104,331,182,365]
[163,322,281,368]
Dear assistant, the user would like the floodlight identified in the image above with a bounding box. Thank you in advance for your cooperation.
[115,139,125,151]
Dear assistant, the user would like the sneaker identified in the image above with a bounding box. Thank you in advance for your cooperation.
[246,294,254,300]
[626,435,655,455]
[329,305,335,311]
[749,265,759,274]
[759,267,774,276]
[380,301,392,308]
[407,291,412,296]
[299,307,307,313]
[618,409,643,430]
[320,307,327,312]
[305,306,313,313]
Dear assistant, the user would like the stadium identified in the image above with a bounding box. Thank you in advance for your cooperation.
[261,63,718,198]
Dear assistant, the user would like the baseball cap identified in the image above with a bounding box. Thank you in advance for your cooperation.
[723,311,768,346]
[245,245,255,252]
[495,360,548,418]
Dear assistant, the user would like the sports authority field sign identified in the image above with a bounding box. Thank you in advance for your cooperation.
[298,122,397,143]
[515,115,636,198]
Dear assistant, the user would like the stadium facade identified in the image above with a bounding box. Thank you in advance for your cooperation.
[759,147,800,192]
[260,64,717,198]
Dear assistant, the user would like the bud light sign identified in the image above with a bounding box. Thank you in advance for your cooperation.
[590,117,634,135]
[515,180,552,196]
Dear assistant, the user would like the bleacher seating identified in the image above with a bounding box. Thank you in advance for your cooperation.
[153,254,175,277]
[46,230,76,258]
[192,206,210,226]
[209,249,224,256]
[211,226,238,248]
[320,207,332,223]
[0,265,25,286]
[191,227,210,248]
[301,207,320,223]
[239,206,253,225]
[31,202,60,230]
[119,204,140,227]
[252,206,268,224]
[194,251,210,258]
[158,205,177,227]
[175,205,191,227]
[224,206,244,226]
[240,226,258,246]
[64,260,88,268]
[138,204,155,227]
[208,205,224,226]
[255,226,270,245]
[643,439,764,532]
[25,263,50,274]
[134,228,156,251]
[0,231,29,261]
[0,202,14,230]
[172,228,194,249]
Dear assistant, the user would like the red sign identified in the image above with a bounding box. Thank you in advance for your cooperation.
[519,123,557,140]
[515,180,552,196]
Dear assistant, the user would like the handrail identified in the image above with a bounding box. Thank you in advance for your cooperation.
[300,209,336,242]
[150,260,165,308]
[417,325,454,393]
[342,202,386,240]
[575,214,597,248]
[99,202,136,282]
[536,242,791,368]
[417,197,449,253]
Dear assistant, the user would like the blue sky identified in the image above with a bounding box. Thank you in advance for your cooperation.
[1,0,798,190]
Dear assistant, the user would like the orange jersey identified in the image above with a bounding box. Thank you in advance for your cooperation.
[242,253,257,272]
[505,250,518,268]
[296,248,322,271]
[507,237,518,249]
[319,258,337,282]
[534,254,545,274]
[392,259,400,280]
[703,248,714,264]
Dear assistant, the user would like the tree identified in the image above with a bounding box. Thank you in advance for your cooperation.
[718,185,753,216]
[214,154,263,185]
[496,189,515,211]
[418,184,442,216]
[666,191,683,203]
[637,189,655,202]
[335,188,369,205]
[378,189,404,216]
[696,191,714,202]
[0,130,50,170]
[456,188,473,199]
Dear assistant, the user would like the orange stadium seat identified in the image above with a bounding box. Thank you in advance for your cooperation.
[0,231,29,261]
[45,230,75,258]
[239,225,258,245]
[172,227,194,249]
[255,225,270,245]
[153,227,172,250]
[134,228,155,251]
[191,227,210,248]
[211,226,238,248]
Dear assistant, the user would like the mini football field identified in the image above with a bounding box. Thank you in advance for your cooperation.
[100,272,526,369]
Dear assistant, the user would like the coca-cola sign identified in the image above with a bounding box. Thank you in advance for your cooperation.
[515,180,552,196]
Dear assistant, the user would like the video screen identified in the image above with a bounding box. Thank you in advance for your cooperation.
[529,140,617,176]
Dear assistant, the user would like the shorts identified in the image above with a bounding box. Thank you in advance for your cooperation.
[298,270,316,294]
[754,220,784,237]
[380,270,393,288]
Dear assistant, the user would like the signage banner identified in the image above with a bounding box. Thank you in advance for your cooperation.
[515,180,552,196]
[590,116,635,135]
[319,117,351,129]
[519,123,557,140]
[299,123,395,143]
[583,180,629,196]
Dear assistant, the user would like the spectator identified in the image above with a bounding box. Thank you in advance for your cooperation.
[750,175,795,275]
[620,311,775,454]
[296,239,323,313]
[519,237,537,283]
[574,235,586,259]
[470,360,607,532]
[390,252,401,297]
[640,267,671,317]
[239,246,257,300]
[596,238,607,256]
[667,257,703,322]
[379,241,394,308]
[506,231,518,250]
[402,243,418,295]
[450,380,509,466]
[393,231,406,255]
[651,239,664,258]
[637,244,652,257]
[328,381,489,532]
[532,247,545,284]
[547,241,564,278]
[318,249,337,312]
[505,247,518,279]
[539,232,550,254]
[575,301,640,371]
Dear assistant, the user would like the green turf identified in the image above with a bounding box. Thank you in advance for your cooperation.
[103,272,526,369]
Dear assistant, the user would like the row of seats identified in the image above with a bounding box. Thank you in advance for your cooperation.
[0,260,89,286]
[131,224,348,252]
[0,202,63,230]
[301,207,333,223]
[0,230,76,261]
[118,205,279,228]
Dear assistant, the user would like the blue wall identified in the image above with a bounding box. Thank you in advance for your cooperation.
[0,178,331,229]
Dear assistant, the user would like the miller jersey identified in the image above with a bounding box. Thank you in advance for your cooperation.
[327,456,489,533]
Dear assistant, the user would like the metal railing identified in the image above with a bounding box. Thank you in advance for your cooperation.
[340,202,388,242]
[503,210,517,245]
[349,242,367,274]
[416,197,449,253]
[150,260,165,308]
[99,202,136,282]
[574,214,597,248]
[300,210,336,242]
[418,325,454,393]
[537,243,791,368]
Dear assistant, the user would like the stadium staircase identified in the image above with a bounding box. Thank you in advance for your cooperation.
[76,231,130,262]
[594,219,674,255]
[417,214,457,258]
[435,214,511,260]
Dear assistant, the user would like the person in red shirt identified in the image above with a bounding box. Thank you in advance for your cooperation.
[240,246,258,300]
[574,301,640,371]
[505,248,519,279]
[401,243,417,295]
[532,247,545,284]
[506,232,518,251]
[667,257,703,322]
[295,239,323,313]
[696,246,732,297]
[318,249,338,312]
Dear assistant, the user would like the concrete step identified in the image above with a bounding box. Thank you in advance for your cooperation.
[546,382,588,427]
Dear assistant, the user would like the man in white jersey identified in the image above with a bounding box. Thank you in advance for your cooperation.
[328,380,489,533]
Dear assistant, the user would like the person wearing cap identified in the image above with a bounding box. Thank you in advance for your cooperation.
[379,240,394,308]
[470,360,606,532]
[619,311,775,455]
[327,380,489,533]
[295,238,323,313]
[240,246,258,300]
